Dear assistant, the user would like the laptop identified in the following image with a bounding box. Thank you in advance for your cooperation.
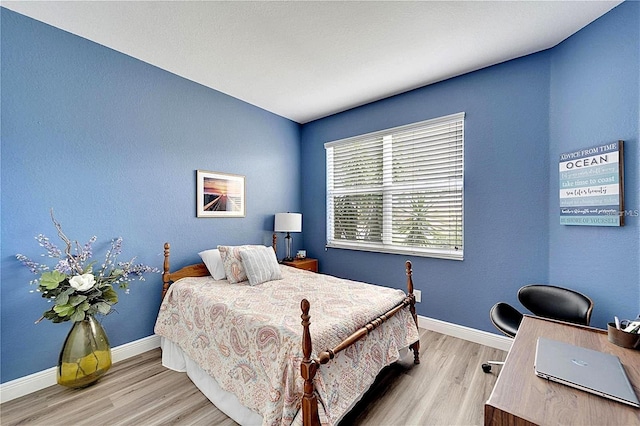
[534,337,640,408]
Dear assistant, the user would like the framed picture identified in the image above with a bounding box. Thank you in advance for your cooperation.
[196,170,245,218]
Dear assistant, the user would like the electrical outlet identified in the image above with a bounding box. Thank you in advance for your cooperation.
[414,289,422,303]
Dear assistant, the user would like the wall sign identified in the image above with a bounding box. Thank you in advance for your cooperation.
[559,141,624,226]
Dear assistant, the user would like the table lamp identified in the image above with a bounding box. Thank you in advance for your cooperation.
[274,213,302,261]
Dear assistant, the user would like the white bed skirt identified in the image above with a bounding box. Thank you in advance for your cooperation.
[160,337,410,425]
[160,337,263,426]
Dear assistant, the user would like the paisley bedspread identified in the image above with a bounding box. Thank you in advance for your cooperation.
[154,266,419,426]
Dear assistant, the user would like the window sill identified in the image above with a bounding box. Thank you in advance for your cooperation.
[326,242,463,261]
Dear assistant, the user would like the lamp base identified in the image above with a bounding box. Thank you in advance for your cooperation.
[284,233,293,262]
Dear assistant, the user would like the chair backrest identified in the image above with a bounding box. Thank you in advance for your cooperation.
[518,284,594,326]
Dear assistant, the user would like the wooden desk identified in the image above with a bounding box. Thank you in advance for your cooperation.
[485,316,640,425]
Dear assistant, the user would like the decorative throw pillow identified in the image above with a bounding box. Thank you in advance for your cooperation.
[239,245,282,286]
[217,245,263,284]
[198,249,226,280]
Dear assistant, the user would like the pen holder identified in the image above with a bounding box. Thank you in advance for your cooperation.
[607,323,640,350]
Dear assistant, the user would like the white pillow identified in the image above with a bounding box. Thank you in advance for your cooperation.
[239,246,282,286]
[198,249,226,280]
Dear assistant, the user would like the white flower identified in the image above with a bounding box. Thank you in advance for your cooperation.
[69,273,96,291]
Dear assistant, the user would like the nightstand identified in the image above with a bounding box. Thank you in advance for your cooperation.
[282,258,318,273]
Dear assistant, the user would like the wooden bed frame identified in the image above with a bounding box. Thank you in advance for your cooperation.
[161,241,420,426]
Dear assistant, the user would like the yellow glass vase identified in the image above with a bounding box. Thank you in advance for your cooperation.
[57,315,112,388]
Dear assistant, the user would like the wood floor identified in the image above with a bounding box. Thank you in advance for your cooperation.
[1,329,506,426]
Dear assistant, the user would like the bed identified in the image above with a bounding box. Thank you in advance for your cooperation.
[154,241,420,426]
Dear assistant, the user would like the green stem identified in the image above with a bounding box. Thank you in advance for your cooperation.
[74,318,101,379]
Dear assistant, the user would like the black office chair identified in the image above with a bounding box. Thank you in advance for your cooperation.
[481,284,594,373]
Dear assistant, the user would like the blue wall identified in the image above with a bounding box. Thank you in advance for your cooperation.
[301,1,639,332]
[1,9,301,383]
[301,53,552,333]
[548,2,639,328]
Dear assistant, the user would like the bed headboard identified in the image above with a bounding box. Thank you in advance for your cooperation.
[162,236,280,299]
[162,243,208,298]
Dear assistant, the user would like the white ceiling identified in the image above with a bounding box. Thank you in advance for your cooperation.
[2,1,622,123]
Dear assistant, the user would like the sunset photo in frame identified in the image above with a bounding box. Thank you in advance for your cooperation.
[196,170,246,217]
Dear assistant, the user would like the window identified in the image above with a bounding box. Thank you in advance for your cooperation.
[325,112,464,260]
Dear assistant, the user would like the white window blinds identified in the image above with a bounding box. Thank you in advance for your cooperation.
[325,112,464,260]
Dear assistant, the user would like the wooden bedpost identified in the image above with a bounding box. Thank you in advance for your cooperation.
[159,243,211,302]
[406,261,421,364]
[162,242,171,300]
[272,233,277,255]
[300,299,320,426]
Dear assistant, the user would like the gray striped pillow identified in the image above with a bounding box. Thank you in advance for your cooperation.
[239,246,282,286]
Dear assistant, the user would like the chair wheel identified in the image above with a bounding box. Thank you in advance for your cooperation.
[481,363,491,373]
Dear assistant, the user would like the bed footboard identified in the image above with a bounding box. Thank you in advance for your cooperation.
[300,260,420,426]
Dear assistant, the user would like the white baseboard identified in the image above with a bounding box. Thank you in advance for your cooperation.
[0,334,161,404]
[417,315,513,352]
[1,318,509,404]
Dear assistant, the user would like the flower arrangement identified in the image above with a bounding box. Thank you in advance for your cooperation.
[16,210,160,323]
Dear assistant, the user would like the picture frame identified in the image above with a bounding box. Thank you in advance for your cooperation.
[196,170,246,218]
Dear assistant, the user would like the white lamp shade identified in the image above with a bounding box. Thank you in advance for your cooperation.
[274,213,302,233]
